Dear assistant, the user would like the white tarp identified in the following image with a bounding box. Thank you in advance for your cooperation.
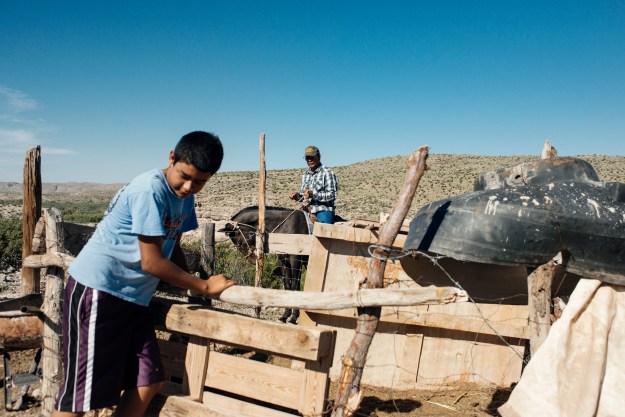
[499,278,625,417]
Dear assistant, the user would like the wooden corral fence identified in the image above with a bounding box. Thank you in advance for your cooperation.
[149,298,336,417]
[23,211,466,417]
[23,211,340,417]
[295,221,579,389]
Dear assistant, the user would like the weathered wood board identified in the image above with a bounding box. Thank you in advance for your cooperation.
[300,223,544,389]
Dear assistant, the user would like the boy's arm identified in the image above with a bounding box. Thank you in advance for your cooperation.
[138,235,234,296]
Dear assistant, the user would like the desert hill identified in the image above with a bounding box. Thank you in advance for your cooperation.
[1,153,624,222]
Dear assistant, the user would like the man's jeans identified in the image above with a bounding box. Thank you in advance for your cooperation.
[316,211,334,224]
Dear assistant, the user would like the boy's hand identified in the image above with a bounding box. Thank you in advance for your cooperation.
[203,274,236,297]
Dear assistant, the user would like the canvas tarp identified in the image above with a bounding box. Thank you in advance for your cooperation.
[499,278,625,417]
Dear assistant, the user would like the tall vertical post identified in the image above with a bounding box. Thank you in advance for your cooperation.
[255,133,267,318]
[200,222,216,278]
[41,208,65,416]
[22,146,42,295]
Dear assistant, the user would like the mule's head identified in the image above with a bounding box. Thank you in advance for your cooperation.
[218,222,256,261]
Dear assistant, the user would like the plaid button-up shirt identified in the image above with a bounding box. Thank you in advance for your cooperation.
[295,163,338,213]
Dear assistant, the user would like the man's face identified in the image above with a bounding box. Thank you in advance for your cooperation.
[305,154,320,170]
[165,152,213,198]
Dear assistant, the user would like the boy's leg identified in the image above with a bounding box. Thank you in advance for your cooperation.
[113,382,164,417]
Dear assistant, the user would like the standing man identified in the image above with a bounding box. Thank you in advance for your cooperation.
[289,145,338,224]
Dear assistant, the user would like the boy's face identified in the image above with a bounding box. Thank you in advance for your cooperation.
[165,151,213,198]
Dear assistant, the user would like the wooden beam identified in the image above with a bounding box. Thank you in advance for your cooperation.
[527,259,557,356]
[205,351,301,411]
[306,307,530,339]
[148,392,295,417]
[265,233,312,255]
[21,146,42,294]
[313,222,407,249]
[333,145,429,417]
[256,133,267,318]
[216,285,466,310]
[200,222,215,277]
[182,336,210,401]
[23,252,76,269]
[163,304,333,361]
[41,208,65,416]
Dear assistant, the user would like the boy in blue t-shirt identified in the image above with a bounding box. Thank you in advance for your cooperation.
[51,131,235,417]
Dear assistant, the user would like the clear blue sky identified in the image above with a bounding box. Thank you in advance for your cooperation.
[1,1,624,183]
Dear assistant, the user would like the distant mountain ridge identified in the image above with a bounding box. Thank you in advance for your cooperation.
[0,182,124,194]
[1,153,624,222]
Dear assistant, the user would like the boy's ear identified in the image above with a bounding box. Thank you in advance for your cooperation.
[168,150,176,166]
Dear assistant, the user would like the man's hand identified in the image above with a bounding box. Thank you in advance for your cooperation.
[289,191,299,200]
[303,189,313,199]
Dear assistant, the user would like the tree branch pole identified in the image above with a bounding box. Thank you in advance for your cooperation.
[255,133,267,318]
[217,284,465,309]
[22,146,42,294]
[332,145,429,417]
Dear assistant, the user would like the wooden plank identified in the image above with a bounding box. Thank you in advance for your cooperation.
[266,233,313,255]
[148,392,295,417]
[313,222,407,248]
[181,335,210,401]
[424,302,529,339]
[312,315,425,389]
[202,392,295,417]
[307,307,529,339]
[300,225,529,389]
[164,305,327,361]
[205,351,301,411]
[416,327,524,388]
[299,330,336,416]
[298,235,330,327]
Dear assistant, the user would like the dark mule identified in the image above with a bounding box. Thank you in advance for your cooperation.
[219,206,309,324]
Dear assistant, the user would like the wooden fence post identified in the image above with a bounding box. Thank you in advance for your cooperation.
[41,208,65,416]
[255,133,266,318]
[22,146,42,295]
[332,146,429,417]
[200,222,215,278]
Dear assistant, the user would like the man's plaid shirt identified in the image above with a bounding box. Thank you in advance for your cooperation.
[295,163,338,213]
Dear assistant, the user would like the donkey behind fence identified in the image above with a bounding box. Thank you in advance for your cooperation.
[219,206,309,324]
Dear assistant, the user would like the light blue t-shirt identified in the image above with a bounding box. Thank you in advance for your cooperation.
[68,169,198,306]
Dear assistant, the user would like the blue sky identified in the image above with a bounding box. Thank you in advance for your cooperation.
[1,1,624,183]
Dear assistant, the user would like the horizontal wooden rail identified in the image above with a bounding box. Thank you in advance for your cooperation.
[217,285,467,309]
[159,303,333,361]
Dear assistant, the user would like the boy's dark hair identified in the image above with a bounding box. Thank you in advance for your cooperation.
[174,131,223,174]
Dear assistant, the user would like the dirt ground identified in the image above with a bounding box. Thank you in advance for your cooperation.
[2,347,511,417]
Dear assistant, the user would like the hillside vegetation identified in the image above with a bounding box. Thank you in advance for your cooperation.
[1,153,625,223]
